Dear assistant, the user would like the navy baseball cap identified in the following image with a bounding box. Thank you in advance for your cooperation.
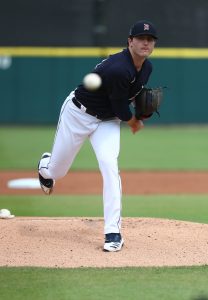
[129,20,158,39]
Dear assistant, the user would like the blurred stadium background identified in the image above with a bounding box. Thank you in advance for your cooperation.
[1,3,208,299]
[1,0,208,125]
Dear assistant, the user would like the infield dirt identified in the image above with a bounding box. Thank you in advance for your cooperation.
[1,170,208,268]
[1,170,208,195]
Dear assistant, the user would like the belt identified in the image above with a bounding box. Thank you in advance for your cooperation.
[72,97,99,119]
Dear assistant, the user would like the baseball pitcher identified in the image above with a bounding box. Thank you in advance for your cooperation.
[38,20,162,252]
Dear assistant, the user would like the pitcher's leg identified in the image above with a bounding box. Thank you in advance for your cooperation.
[39,99,81,179]
[90,120,122,234]
[39,96,96,180]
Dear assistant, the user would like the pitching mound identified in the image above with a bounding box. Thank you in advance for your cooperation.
[1,217,208,268]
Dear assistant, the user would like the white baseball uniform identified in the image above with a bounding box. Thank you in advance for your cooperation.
[39,91,122,234]
[39,47,153,235]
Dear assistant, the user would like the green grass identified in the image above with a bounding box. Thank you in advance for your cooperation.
[120,125,208,170]
[1,125,208,170]
[0,266,208,300]
[1,194,208,224]
[0,126,55,170]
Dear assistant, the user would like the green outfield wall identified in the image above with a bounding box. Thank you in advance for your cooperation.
[0,47,208,124]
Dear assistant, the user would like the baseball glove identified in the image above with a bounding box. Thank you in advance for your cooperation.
[134,87,164,120]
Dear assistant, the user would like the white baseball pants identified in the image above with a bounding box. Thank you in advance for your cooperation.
[39,92,122,234]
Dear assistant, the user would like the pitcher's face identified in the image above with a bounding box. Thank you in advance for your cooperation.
[128,35,156,58]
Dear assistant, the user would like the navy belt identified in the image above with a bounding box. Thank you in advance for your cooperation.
[72,97,116,121]
[72,97,99,119]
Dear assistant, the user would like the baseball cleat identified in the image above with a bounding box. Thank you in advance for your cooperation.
[103,233,124,252]
[38,153,55,195]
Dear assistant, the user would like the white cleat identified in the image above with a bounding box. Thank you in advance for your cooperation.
[38,153,55,195]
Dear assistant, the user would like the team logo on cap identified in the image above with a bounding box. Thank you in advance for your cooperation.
[144,23,150,31]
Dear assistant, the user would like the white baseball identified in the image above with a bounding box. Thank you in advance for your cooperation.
[0,208,11,217]
[83,73,102,91]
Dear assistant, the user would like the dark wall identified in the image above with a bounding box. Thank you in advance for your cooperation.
[1,0,208,47]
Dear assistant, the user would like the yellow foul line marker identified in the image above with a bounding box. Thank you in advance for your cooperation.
[0,47,208,58]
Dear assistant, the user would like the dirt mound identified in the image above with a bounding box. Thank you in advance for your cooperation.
[1,217,208,268]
